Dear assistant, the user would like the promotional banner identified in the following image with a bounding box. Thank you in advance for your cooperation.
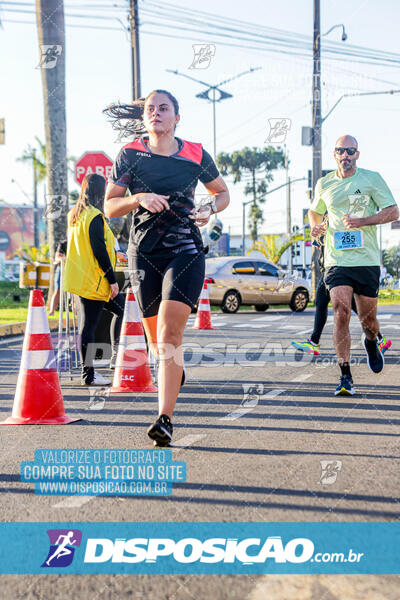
[0,522,398,574]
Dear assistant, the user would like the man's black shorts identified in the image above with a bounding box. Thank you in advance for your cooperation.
[325,266,380,298]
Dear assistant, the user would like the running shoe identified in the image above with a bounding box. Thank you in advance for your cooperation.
[378,336,391,355]
[335,374,355,396]
[291,339,320,355]
[147,414,173,447]
[363,335,384,373]
[82,371,111,386]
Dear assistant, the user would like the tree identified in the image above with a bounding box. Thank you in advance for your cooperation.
[18,136,76,181]
[35,0,68,303]
[251,232,310,264]
[383,246,400,278]
[17,136,48,183]
[217,146,285,241]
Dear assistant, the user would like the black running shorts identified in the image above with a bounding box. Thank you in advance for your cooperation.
[128,250,206,317]
[325,265,380,298]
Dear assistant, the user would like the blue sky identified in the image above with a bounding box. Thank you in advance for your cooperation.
[0,0,399,247]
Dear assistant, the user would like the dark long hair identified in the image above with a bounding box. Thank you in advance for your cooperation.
[103,89,179,140]
[70,173,106,225]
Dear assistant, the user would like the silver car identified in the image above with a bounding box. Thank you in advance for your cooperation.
[204,256,309,313]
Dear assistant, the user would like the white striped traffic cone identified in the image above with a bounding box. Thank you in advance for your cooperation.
[110,289,157,393]
[192,280,213,329]
[1,290,79,425]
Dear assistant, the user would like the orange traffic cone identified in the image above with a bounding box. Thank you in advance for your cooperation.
[192,280,213,329]
[110,289,157,393]
[1,290,80,425]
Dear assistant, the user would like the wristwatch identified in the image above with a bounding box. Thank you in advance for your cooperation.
[209,199,218,214]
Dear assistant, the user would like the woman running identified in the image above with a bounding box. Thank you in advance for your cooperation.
[104,89,230,446]
[63,173,125,386]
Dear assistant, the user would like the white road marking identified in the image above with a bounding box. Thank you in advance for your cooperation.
[255,316,286,322]
[232,323,270,328]
[292,328,313,336]
[53,496,95,509]
[173,434,207,449]
[221,389,285,420]
[292,373,312,382]
[0,335,24,346]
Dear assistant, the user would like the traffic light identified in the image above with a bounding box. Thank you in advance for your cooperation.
[307,170,332,189]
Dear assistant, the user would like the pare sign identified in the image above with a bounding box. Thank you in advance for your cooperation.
[74,151,114,185]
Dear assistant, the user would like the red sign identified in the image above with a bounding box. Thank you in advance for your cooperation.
[74,151,114,185]
[391,220,400,230]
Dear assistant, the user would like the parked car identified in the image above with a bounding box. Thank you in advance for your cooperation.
[203,256,309,313]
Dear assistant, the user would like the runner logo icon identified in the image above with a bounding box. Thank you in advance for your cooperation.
[319,460,342,485]
[41,529,82,568]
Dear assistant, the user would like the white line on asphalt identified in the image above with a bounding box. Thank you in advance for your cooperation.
[293,328,313,336]
[221,389,285,420]
[232,323,270,328]
[255,316,286,322]
[292,373,312,382]
[173,434,207,450]
[53,496,95,509]
[0,335,24,346]
[263,389,286,399]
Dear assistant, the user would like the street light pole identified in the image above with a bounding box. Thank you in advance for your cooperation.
[242,197,253,255]
[166,68,261,160]
[32,149,39,248]
[311,0,322,300]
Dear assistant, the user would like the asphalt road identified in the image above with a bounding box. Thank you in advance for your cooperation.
[0,305,399,599]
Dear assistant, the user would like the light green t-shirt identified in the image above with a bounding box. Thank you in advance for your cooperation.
[310,168,396,268]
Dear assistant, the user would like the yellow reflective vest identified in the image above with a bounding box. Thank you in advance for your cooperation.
[63,205,116,301]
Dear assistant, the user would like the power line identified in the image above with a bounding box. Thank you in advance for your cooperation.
[3,2,400,68]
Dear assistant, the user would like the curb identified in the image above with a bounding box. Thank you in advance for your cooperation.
[0,319,65,339]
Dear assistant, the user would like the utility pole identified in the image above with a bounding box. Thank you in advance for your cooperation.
[285,149,292,269]
[0,118,5,145]
[287,177,292,270]
[129,0,141,100]
[32,149,39,248]
[311,0,322,299]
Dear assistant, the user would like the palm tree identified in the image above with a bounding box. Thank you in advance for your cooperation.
[251,232,310,264]
[17,136,48,182]
[35,0,68,302]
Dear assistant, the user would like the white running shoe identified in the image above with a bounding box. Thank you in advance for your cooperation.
[82,371,111,386]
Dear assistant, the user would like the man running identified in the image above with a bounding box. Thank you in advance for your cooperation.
[291,238,391,356]
[308,135,398,396]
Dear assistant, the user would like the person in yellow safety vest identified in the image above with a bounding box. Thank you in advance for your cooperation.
[63,173,125,386]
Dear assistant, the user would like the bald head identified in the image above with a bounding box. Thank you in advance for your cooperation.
[334,135,359,177]
[335,135,358,148]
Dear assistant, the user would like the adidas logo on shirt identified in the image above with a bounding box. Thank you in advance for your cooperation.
[354,189,361,194]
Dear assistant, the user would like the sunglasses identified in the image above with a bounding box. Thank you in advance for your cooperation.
[335,147,357,156]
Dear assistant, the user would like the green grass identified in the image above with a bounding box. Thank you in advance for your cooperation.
[0,282,55,324]
[0,282,32,309]
[0,281,398,325]
[377,289,400,304]
[0,308,30,324]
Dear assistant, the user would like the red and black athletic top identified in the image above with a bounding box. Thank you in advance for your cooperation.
[109,136,219,255]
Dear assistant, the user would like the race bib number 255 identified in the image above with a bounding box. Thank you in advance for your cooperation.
[334,230,363,250]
